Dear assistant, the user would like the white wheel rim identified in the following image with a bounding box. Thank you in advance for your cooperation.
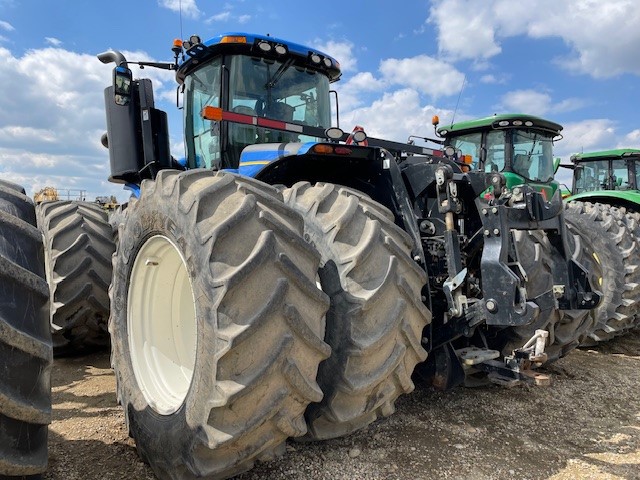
[128,235,197,415]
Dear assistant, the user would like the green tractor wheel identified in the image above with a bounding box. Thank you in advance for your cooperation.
[614,207,640,330]
[564,201,639,343]
[487,229,594,363]
[110,170,330,479]
[284,182,431,441]
[0,180,51,477]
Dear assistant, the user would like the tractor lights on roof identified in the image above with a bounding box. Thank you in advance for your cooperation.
[494,119,537,128]
[257,41,272,52]
[182,35,203,51]
[308,51,333,69]
[256,40,288,55]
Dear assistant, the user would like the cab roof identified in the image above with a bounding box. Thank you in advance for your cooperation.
[176,32,341,83]
[571,148,640,163]
[437,113,563,136]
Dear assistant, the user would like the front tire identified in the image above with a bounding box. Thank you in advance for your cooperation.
[110,170,330,479]
[284,182,431,440]
[0,180,51,477]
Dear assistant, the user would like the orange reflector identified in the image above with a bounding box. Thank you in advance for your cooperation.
[201,106,223,121]
[221,36,247,44]
[462,154,472,165]
[173,38,182,48]
[312,144,334,154]
[432,115,440,126]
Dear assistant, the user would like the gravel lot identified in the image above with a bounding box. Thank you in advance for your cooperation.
[44,329,640,480]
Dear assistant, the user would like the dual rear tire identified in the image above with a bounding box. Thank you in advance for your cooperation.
[0,180,51,477]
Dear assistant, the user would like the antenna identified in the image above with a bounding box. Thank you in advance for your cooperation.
[451,73,466,125]
[179,0,184,42]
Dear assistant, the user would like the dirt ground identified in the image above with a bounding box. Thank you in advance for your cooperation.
[44,329,640,480]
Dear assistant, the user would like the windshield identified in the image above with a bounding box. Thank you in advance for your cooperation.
[183,54,332,170]
[511,129,555,182]
[447,130,505,172]
[611,159,632,190]
[228,55,331,144]
[573,160,609,193]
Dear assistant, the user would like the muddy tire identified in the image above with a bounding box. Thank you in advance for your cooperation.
[490,229,595,362]
[283,182,431,441]
[0,181,51,476]
[110,170,330,479]
[37,201,115,355]
[613,207,640,330]
[565,201,639,343]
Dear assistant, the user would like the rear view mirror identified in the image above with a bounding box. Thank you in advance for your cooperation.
[113,66,133,106]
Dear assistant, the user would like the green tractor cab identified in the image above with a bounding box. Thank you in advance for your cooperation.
[567,148,640,209]
[436,113,563,200]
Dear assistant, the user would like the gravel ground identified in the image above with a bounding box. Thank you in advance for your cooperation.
[44,329,640,480]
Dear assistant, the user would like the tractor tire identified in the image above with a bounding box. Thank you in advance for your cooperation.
[491,229,595,362]
[565,201,639,343]
[108,202,128,236]
[613,207,640,330]
[0,180,51,477]
[110,170,330,479]
[37,201,115,355]
[283,182,431,441]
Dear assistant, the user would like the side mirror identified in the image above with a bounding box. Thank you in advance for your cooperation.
[553,157,561,173]
[113,66,133,106]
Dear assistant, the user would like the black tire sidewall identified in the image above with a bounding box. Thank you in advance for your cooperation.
[111,185,215,467]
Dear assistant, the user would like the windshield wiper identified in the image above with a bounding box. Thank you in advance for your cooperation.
[265,58,294,89]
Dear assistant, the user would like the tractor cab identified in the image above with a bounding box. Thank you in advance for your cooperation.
[437,114,563,196]
[571,149,640,194]
[176,33,341,172]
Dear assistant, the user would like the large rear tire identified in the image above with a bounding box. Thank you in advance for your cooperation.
[283,182,431,440]
[110,170,330,479]
[0,180,51,476]
[565,201,638,343]
[37,200,115,355]
[490,229,595,362]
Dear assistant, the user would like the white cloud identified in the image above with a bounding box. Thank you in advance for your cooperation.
[205,10,252,25]
[499,89,585,116]
[428,0,640,78]
[0,20,13,31]
[555,119,617,158]
[206,11,231,22]
[158,0,200,18]
[0,46,173,201]
[379,55,465,98]
[340,88,456,144]
[479,74,508,85]
[624,129,640,143]
[45,37,62,46]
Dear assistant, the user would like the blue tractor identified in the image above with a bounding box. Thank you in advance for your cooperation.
[98,33,597,479]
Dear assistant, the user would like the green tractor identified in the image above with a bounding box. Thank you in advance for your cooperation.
[434,114,599,361]
[98,34,597,479]
[0,180,52,478]
[563,149,640,342]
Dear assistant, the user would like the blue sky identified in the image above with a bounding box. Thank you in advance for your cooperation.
[0,0,638,200]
